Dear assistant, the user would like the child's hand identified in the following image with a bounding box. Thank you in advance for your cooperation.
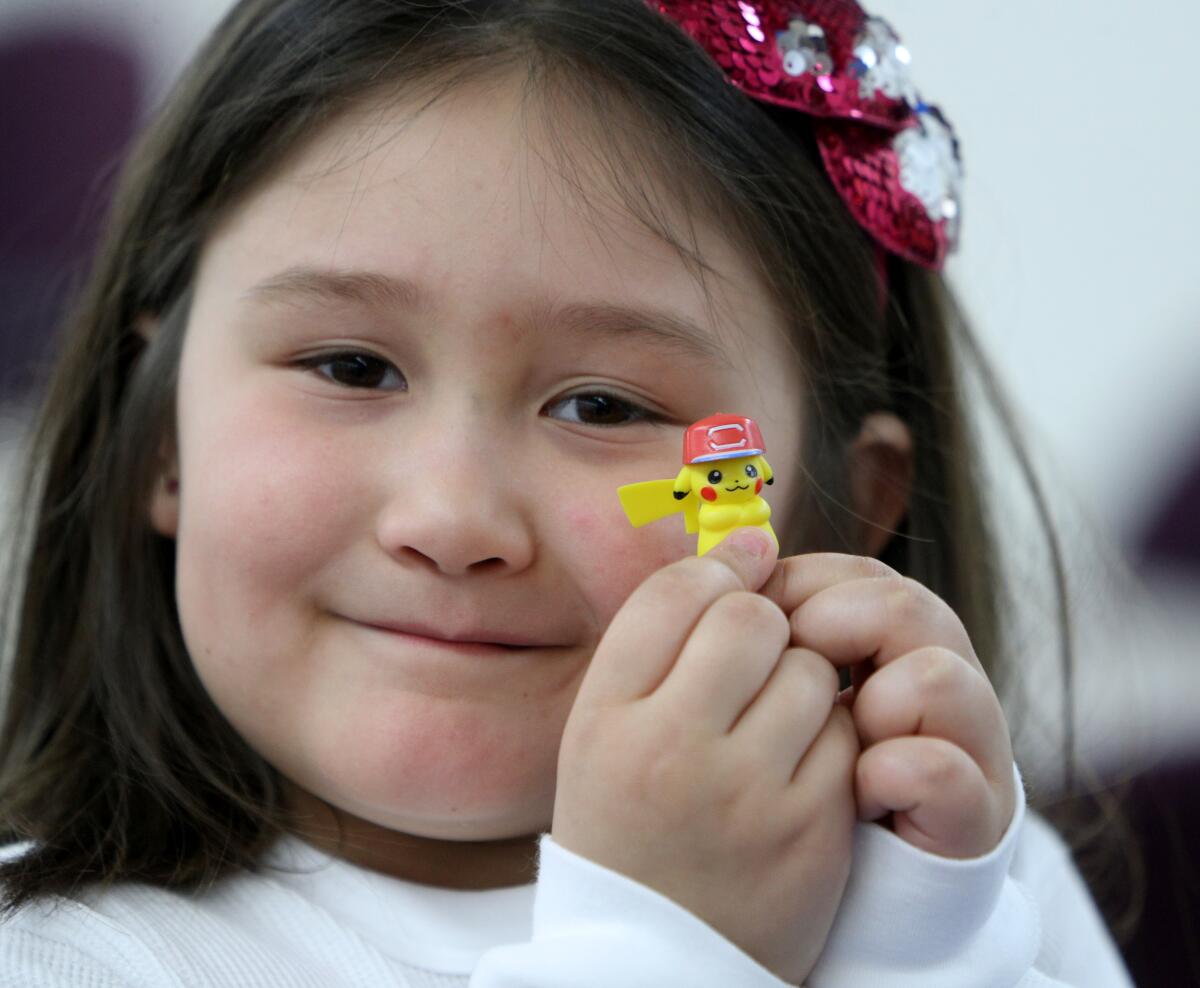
[761,554,1017,859]
[553,529,858,986]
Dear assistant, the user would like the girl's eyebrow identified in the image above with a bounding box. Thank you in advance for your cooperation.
[245,266,427,312]
[243,265,730,365]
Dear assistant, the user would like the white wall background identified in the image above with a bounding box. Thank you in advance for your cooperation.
[874,0,1200,546]
[2,0,1198,786]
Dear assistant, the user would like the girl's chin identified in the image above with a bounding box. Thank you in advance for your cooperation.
[280,758,557,840]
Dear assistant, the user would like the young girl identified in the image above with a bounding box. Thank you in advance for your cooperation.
[0,1,1133,985]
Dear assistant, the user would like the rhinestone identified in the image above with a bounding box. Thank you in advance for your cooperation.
[782,49,808,76]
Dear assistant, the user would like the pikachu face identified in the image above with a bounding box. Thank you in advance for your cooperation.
[675,454,772,505]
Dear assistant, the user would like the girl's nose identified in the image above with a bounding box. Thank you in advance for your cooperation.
[373,433,537,578]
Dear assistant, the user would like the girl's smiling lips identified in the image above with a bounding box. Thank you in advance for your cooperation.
[349,616,563,651]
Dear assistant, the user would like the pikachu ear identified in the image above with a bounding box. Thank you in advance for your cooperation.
[761,456,774,484]
[673,465,692,499]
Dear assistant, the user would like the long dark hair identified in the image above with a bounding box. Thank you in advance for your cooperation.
[0,0,1131,931]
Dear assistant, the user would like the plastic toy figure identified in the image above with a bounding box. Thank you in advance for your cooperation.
[618,413,777,556]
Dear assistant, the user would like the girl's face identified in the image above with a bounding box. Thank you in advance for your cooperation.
[154,73,804,883]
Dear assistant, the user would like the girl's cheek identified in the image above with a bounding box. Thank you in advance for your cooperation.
[193,425,341,543]
[177,394,359,617]
[557,498,690,629]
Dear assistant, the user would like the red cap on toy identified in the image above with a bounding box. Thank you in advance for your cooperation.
[683,413,765,464]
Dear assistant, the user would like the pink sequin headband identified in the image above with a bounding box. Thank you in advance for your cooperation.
[649,0,962,270]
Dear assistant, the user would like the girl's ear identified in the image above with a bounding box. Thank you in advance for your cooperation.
[148,445,180,539]
[135,312,160,343]
[137,314,181,539]
[847,412,913,558]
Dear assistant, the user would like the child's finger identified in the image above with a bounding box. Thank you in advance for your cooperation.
[759,552,898,616]
[850,646,1012,783]
[728,647,840,779]
[788,576,980,675]
[653,590,792,735]
[856,735,1007,858]
[785,702,859,803]
[575,528,778,707]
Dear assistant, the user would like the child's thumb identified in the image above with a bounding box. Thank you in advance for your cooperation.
[706,527,779,593]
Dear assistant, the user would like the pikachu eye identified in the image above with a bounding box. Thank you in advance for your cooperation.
[707,469,723,484]
[745,464,758,478]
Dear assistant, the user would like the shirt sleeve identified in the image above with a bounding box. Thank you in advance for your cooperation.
[474,762,1133,988]
[806,761,1135,988]
[471,833,795,988]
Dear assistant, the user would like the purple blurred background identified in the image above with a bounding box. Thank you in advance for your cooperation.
[0,25,142,393]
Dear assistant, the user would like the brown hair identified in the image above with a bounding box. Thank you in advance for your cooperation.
[0,0,1132,932]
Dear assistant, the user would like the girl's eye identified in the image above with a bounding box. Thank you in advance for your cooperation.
[544,391,661,427]
[296,351,406,391]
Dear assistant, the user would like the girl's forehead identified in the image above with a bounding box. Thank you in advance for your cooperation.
[202,74,792,365]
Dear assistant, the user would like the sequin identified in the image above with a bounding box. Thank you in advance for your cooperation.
[893,106,962,243]
[720,16,745,40]
[848,17,917,104]
[776,18,834,77]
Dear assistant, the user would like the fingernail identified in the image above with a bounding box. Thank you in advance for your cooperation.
[724,528,769,559]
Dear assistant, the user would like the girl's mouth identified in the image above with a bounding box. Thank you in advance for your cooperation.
[363,625,530,655]
[349,616,560,653]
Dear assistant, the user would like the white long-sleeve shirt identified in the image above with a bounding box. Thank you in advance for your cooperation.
[0,764,1132,987]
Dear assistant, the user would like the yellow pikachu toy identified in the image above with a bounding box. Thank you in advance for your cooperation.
[617,413,777,556]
